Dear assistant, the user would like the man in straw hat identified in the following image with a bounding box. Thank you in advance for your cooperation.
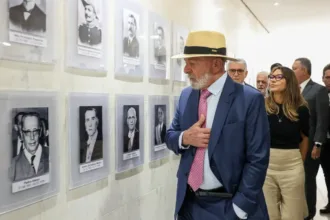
[166,31,270,219]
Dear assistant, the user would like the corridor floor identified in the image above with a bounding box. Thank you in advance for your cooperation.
[315,169,329,220]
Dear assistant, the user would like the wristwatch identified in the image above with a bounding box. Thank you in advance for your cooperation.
[315,143,322,148]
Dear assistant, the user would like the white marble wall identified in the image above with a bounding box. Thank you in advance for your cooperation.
[0,0,268,219]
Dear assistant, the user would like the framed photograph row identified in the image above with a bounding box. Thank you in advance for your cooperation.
[0,0,189,82]
[0,90,178,215]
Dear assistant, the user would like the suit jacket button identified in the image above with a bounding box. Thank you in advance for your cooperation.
[185,172,189,176]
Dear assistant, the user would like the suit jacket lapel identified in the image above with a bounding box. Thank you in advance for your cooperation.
[208,77,236,158]
[302,79,314,96]
[182,89,199,130]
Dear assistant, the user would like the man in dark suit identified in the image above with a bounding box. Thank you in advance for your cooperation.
[10,112,49,182]
[166,31,270,220]
[123,14,139,58]
[124,107,139,153]
[9,0,46,33]
[155,106,166,145]
[292,57,329,220]
[154,26,166,65]
[80,108,103,164]
[320,63,330,214]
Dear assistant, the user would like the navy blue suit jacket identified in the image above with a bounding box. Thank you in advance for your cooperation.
[166,76,270,219]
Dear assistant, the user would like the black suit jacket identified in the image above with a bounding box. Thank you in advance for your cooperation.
[123,36,139,58]
[9,146,49,182]
[9,3,46,32]
[79,134,103,164]
[123,130,139,153]
[302,79,329,146]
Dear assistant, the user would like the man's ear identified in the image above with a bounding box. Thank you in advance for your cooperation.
[245,71,249,78]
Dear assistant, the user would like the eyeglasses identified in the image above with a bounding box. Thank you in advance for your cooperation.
[22,129,40,137]
[268,74,285,81]
[228,69,245,75]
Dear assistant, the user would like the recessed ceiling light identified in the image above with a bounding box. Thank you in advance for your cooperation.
[274,2,279,6]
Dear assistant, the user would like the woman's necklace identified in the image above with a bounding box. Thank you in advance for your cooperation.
[276,112,283,123]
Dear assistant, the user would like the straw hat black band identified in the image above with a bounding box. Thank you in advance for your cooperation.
[183,46,227,56]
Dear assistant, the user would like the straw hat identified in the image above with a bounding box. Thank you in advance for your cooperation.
[171,30,236,61]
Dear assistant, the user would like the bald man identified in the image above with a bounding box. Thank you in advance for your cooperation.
[124,107,139,153]
[256,71,269,97]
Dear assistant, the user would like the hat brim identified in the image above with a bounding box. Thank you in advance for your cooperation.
[171,53,237,61]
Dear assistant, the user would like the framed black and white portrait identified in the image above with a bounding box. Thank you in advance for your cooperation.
[115,95,144,173]
[122,8,140,63]
[68,93,109,189]
[154,105,166,147]
[172,23,189,82]
[148,12,170,80]
[114,0,145,79]
[8,0,47,47]
[79,106,103,173]
[122,105,140,160]
[153,25,166,68]
[0,91,59,214]
[65,0,108,74]
[149,96,169,161]
[77,0,103,58]
[10,107,50,193]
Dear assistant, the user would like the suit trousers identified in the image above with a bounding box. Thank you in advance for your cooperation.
[263,148,308,220]
[320,142,330,203]
[178,186,239,220]
[304,146,320,218]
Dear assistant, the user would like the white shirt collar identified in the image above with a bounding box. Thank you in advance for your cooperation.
[207,73,228,96]
[23,144,42,173]
[86,130,98,163]
[300,78,311,93]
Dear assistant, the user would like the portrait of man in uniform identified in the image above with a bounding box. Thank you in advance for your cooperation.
[8,0,46,36]
[77,0,102,48]
[79,106,103,164]
[9,109,50,183]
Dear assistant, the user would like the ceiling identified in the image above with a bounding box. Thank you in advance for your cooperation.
[242,0,330,32]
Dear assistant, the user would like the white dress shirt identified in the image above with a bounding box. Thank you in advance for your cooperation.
[156,123,163,145]
[179,73,247,219]
[128,130,136,151]
[86,130,98,163]
[23,144,42,173]
[300,78,311,93]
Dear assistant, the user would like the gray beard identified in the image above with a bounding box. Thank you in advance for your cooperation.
[189,73,210,90]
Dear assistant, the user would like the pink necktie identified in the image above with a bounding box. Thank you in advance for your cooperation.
[188,89,211,191]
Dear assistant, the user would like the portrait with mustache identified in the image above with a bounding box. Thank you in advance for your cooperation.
[123,10,140,59]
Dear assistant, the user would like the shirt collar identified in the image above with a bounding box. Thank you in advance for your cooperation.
[207,73,228,96]
[87,130,98,145]
[23,144,42,172]
[300,78,311,91]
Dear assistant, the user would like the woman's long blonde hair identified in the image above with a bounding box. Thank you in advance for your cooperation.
[265,66,308,121]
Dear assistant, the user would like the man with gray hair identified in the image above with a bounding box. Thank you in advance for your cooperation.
[256,71,269,97]
[227,59,249,85]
